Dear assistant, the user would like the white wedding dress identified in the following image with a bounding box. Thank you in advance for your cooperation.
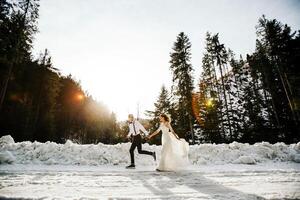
[157,124,189,171]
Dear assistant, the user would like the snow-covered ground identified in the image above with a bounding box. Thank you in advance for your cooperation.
[0,164,299,199]
[1,135,300,166]
[0,135,299,199]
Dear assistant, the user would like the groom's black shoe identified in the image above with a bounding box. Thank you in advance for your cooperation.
[126,164,135,169]
[153,152,156,161]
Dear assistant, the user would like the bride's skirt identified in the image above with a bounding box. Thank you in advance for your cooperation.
[157,132,189,171]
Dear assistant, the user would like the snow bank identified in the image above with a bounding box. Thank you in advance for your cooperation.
[0,151,15,164]
[0,135,299,166]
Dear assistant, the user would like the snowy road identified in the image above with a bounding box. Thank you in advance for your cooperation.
[0,164,299,200]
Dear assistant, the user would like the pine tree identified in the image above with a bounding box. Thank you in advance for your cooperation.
[205,33,233,140]
[197,79,223,143]
[31,49,60,141]
[146,85,174,144]
[228,52,245,140]
[237,61,269,143]
[197,36,224,143]
[249,15,300,142]
[169,32,195,142]
[0,0,120,144]
[0,0,39,111]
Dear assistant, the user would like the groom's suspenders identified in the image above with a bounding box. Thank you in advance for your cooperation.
[133,121,138,135]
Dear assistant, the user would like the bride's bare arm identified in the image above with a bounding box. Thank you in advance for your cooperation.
[147,128,160,140]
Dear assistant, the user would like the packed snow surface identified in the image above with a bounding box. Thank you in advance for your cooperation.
[0,135,299,199]
[0,164,299,199]
[0,135,299,166]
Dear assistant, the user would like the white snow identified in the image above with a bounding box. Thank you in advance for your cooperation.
[232,155,256,164]
[0,151,15,164]
[0,135,300,166]
[0,135,14,145]
[0,164,299,199]
[0,135,299,199]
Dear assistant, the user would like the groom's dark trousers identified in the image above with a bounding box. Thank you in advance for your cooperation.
[130,134,152,164]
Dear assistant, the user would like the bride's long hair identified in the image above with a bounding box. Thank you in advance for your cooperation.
[160,113,171,123]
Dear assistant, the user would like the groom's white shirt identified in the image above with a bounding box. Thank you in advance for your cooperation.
[127,120,149,137]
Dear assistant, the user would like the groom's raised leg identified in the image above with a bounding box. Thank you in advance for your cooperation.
[137,142,153,156]
[136,135,155,161]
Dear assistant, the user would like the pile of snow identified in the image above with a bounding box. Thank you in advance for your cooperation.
[0,151,15,164]
[190,141,300,165]
[0,135,299,166]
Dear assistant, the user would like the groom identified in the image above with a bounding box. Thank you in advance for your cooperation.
[126,114,156,169]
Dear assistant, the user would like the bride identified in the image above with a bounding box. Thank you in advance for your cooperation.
[147,113,189,171]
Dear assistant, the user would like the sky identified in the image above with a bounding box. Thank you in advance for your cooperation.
[32,0,300,121]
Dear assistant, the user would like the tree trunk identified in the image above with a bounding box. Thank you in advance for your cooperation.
[0,63,13,111]
[218,60,233,140]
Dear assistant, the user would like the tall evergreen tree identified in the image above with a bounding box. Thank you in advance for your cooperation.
[0,0,39,111]
[197,79,223,143]
[206,33,233,140]
[169,32,195,142]
[31,49,60,141]
[146,85,174,144]
[197,33,232,143]
[227,52,246,140]
[249,15,300,142]
[0,0,122,144]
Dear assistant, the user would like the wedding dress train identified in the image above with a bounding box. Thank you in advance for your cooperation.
[157,124,189,171]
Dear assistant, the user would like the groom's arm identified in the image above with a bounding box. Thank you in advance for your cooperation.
[137,121,149,136]
[127,124,133,138]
